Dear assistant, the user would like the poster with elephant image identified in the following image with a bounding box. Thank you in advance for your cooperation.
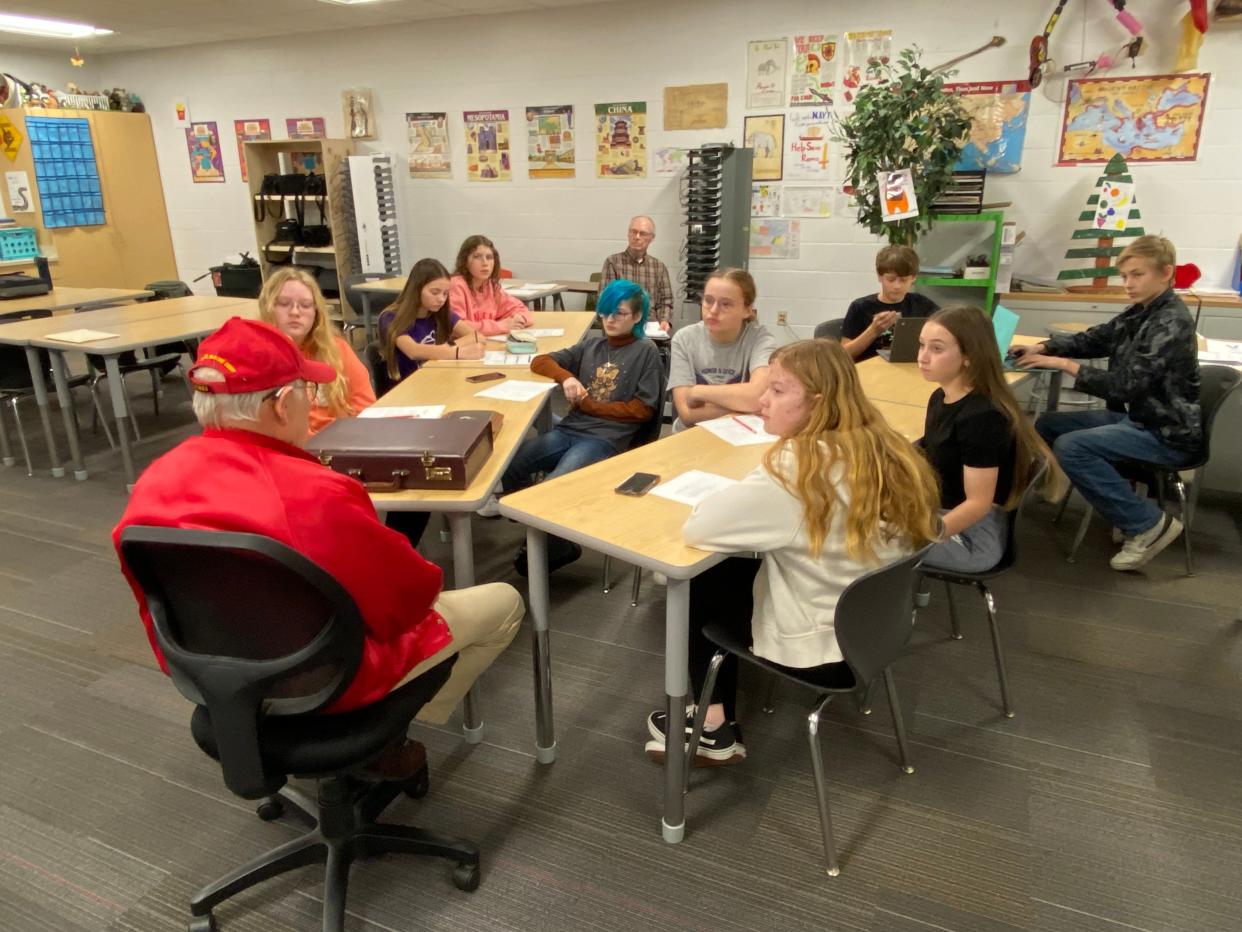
[743,114,784,181]
[746,39,787,109]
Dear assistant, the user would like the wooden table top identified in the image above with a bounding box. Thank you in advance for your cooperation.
[367,365,555,509]
[25,299,259,354]
[356,277,569,300]
[1000,289,1242,309]
[556,280,599,293]
[355,276,407,295]
[0,286,154,316]
[423,312,595,368]
[0,295,252,345]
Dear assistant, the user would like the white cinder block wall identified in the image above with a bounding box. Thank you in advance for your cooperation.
[7,0,1241,337]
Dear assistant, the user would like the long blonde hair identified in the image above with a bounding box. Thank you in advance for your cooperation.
[258,267,351,417]
[926,305,1049,509]
[762,339,941,562]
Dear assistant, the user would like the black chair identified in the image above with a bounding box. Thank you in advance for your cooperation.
[0,307,100,474]
[814,318,846,341]
[601,358,669,604]
[362,339,394,396]
[686,545,931,877]
[1055,365,1242,576]
[918,460,1049,719]
[118,526,480,932]
[584,272,602,312]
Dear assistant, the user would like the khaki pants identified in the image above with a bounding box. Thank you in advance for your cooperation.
[396,582,524,725]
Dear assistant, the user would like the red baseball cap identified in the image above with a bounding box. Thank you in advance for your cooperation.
[189,317,336,394]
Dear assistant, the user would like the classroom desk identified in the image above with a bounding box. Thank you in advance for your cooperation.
[422,312,595,368]
[0,292,231,477]
[555,280,599,295]
[355,278,569,338]
[366,364,557,741]
[23,297,258,484]
[497,367,942,844]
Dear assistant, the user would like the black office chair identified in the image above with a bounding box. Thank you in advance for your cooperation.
[1055,365,1241,575]
[601,358,669,604]
[814,318,846,340]
[362,339,395,396]
[685,544,931,877]
[918,460,1049,718]
[118,526,480,932]
[0,307,100,474]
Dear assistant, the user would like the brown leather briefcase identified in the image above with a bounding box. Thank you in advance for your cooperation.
[306,410,502,492]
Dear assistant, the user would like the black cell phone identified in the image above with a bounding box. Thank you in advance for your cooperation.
[465,372,505,383]
[615,472,660,496]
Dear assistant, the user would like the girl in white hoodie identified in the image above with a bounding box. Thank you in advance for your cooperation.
[645,338,940,766]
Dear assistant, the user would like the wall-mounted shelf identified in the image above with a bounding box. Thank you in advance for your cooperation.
[915,210,1005,314]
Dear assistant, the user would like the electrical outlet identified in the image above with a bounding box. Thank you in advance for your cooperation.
[776,311,788,326]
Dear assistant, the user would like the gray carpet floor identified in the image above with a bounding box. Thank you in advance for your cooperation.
[1,383,1240,932]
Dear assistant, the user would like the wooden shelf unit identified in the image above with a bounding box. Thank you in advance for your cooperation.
[915,210,1006,314]
[242,138,355,287]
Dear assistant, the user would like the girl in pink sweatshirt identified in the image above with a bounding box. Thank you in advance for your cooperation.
[449,234,533,335]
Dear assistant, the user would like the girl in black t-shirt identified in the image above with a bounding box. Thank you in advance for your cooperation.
[916,305,1047,572]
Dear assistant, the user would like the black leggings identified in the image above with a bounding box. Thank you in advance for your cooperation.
[689,557,854,722]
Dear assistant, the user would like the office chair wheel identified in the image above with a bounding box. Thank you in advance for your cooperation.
[255,797,284,821]
[188,912,217,932]
[402,763,430,799]
[452,862,480,892]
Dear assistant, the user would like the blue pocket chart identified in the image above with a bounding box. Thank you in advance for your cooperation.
[26,117,106,228]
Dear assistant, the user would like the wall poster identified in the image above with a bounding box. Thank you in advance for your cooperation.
[526,105,575,179]
[464,109,511,182]
[406,112,452,178]
[842,30,892,105]
[595,101,647,178]
[663,83,728,130]
[286,117,326,140]
[233,119,270,182]
[743,113,784,181]
[751,183,780,217]
[746,39,788,110]
[1057,72,1209,165]
[186,121,225,184]
[749,218,800,259]
[785,108,832,180]
[782,185,834,218]
[790,34,838,107]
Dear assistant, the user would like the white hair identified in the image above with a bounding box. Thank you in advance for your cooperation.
[189,368,287,427]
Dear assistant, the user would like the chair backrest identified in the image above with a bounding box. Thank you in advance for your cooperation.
[833,544,933,688]
[119,526,366,797]
[343,271,398,317]
[363,339,393,396]
[627,347,669,449]
[814,318,845,341]
[990,456,1049,575]
[0,308,51,391]
[143,280,193,300]
[585,271,602,312]
[1196,364,1242,466]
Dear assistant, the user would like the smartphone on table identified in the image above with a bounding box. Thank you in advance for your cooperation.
[465,372,505,384]
[615,472,660,496]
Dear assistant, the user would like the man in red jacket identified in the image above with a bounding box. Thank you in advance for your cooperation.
[113,318,523,775]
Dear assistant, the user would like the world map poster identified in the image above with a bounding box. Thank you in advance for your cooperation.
[945,81,1030,175]
[1058,73,1210,166]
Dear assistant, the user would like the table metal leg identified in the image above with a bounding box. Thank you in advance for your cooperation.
[361,292,373,341]
[553,293,565,311]
[23,346,64,477]
[526,528,556,764]
[1046,370,1063,412]
[447,511,484,743]
[104,355,137,486]
[662,577,690,843]
[48,351,87,480]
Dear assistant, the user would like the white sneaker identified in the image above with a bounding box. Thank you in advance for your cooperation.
[475,494,501,518]
[1109,514,1183,571]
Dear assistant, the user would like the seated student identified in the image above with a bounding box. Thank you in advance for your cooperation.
[379,257,484,381]
[259,267,374,436]
[645,339,940,765]
[841,244,938,361]
[449,235,534,336]
[668,268,775,430]
[916,305,1047,572]
[503,279,663,574]
[1009,235,1200,571]
[113,319,524,778]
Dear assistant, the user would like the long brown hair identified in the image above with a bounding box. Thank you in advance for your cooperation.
[924,304,1048,508]
[763,339,941,562]
[453,234,502,291]
[258,267,350,416]
[381,257,453,380]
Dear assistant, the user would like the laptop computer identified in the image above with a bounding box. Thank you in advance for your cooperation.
[995,304,1058,371]
[875,317,924,363]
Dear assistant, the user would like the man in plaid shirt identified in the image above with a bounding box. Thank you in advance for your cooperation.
[600,215,673,332]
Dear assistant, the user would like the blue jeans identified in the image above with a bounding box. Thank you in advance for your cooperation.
[922,507,1008,574]
[1035,410,1193,537]
[502,427,617,492]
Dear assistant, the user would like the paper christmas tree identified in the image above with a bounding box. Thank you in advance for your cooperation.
[1058,154,1145,290]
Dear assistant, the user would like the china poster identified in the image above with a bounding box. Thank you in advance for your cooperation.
[595,101,647,178]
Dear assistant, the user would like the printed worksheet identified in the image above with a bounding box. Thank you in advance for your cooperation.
[697,414,779,447]
[482,351,536,366]
[650,470,738,507]
[358,405,446,419]
[474,379,555,402]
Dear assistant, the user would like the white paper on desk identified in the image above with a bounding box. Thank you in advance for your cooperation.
[698,414,778,447]
[43,329,119,343]
[358,405,445,419]
[474,379,554,402]
[644,322,670,340]
[482,351,534,366]
[1203,338,1242,358]
[506,288,544,298]
[650,470,738,507]
[511,282,556,290]
[486,329,563,342]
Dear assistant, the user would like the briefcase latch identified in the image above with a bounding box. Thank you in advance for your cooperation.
[421,451,453,482]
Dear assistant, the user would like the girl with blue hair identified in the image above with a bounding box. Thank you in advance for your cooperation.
[502,278,665,574]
